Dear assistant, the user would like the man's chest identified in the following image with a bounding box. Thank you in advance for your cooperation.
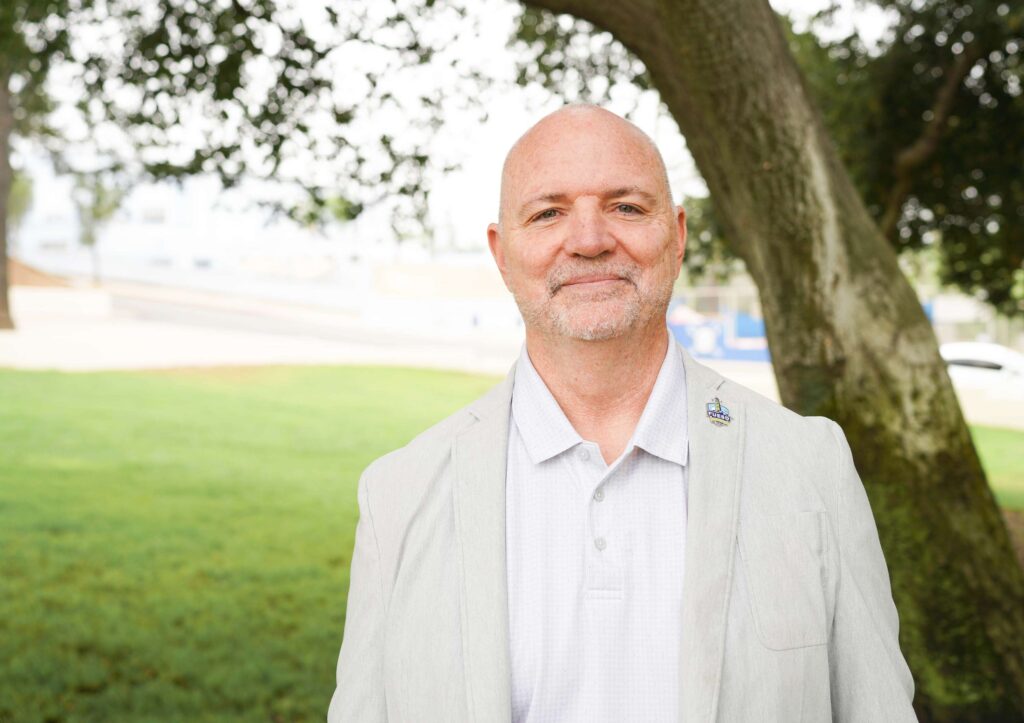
[504,434,688,722]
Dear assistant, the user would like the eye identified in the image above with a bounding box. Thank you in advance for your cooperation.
[533,208,560,222]
[616,203,642,214]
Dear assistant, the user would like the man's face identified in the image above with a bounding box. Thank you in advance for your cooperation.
[488,110,686,342]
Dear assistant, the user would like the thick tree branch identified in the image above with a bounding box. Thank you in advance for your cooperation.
[521,0,660,59]
[879,45,981,239]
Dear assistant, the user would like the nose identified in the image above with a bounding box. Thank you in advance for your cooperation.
[564,198,616,258]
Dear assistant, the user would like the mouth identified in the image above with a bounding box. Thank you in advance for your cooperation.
[559,275,628,289]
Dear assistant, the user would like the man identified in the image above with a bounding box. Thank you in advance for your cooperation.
[328,105,916,722]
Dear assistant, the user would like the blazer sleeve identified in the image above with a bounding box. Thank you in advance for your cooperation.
[328,468,388,722]
[826,420,917,721]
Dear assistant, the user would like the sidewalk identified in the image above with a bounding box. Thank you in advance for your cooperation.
[0,283,522,376]
[1,280,1020,430]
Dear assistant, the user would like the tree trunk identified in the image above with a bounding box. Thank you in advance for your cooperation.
[526,0,1024,718]
[0,71,14,330]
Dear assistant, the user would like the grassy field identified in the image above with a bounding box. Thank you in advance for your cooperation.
[970,425,1024,510]
[0,366,1021,722]
[0,366,496,722]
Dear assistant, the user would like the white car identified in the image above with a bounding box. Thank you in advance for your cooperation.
[940,341,1024,397]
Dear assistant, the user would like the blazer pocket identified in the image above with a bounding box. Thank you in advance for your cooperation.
[738,510,828,651]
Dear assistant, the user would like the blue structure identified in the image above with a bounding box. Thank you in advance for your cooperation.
[669,298,937,363]
[667,300,771,362]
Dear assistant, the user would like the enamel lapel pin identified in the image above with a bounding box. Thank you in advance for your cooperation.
[706,397,732,427]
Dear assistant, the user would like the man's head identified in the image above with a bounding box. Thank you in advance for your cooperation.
[487,104,686,343]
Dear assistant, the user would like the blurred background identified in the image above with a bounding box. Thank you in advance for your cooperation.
[1,0,1022,721]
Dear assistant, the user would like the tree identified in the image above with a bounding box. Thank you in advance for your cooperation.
[792,1,1024,318]
[0,1,70,328]
[71,173,124,284]
[509,0,1023,718]
[0,0,379,328]
[7,169,30,245]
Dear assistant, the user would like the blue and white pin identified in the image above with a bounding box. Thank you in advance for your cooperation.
[706,397,732,427]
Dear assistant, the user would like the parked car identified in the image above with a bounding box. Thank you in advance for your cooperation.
[940,341,1024,396]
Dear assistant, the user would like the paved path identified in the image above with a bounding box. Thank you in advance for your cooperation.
[1,282,1020,430]
[1,283,522,376]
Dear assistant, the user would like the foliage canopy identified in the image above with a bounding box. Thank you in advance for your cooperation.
[1,0,1021,307]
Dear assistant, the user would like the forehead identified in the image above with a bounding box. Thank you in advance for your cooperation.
[504,115,666,204]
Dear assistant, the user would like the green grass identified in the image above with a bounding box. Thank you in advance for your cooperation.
[971,425,1024,510]
[0,366,1021,721]
[0,366,497,723]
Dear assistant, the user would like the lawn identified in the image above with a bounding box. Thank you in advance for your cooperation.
[0,366,496,722]
[970,425,1024,510]
[0,366,1021,722]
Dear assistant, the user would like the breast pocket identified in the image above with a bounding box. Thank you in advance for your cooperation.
[738,510,829,651]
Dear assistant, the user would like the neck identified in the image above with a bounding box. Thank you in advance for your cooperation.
[525,322,670,463]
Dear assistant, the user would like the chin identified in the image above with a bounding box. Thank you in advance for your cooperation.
[566,325,629,342]
[551,308,636,341]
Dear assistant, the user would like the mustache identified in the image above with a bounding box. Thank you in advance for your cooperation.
[548,262,640,295]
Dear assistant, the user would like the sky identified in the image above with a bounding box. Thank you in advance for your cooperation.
[15,0,896,260]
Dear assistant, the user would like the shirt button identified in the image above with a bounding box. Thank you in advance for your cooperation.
[594,537,607,551]
[577,447,590,461]
[593,488,605,502]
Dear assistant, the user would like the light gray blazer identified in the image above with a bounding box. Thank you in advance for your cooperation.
[328,345,916,722]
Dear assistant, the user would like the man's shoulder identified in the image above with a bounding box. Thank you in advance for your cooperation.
[704,363,846,510]
[362,406,472,481]
[700,360,841,457]
[359,372,511,486]
[723,374,835,431]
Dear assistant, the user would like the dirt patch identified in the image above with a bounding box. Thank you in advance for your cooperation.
[1003,508,1024,570]
[8,259,69,287]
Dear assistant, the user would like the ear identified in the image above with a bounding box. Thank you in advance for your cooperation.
[487,222,511,289]
[674,204,687,271]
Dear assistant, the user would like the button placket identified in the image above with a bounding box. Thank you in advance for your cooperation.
[590,472,610,549]
[568,442,622,594]
[585,469,623,595]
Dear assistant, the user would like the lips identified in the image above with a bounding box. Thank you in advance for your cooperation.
[549,267,637,295]
[561,275,627,288]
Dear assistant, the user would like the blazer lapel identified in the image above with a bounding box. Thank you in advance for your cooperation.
[452,368,515,723]
[678,346,746,722]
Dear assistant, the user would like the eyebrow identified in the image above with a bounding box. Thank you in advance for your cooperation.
[517,186,661,217]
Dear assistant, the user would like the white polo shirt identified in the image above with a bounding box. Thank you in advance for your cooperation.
[506,339,689,723]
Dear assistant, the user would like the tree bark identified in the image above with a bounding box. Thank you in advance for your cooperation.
[526,0,1024,718]
[0,71,14,330]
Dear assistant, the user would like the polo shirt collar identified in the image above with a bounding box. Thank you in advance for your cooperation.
[512,346,583,464]
[510,337,688,467]
[631,339,689,466]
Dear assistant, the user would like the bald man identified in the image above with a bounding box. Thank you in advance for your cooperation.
[327,105,916,723]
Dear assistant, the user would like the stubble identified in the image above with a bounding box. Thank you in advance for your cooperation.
[512,259,675,342]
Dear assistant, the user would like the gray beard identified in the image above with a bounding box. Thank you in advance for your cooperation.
[512,260,675,341]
